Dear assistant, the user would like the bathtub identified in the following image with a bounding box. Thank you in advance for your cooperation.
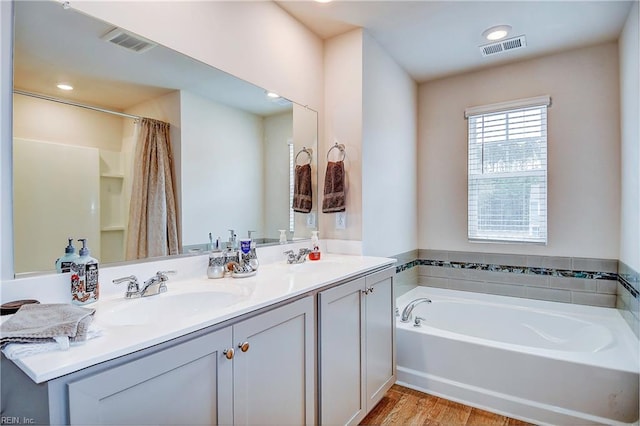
[396,287,640,425]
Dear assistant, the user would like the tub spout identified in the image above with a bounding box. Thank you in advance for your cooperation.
[400,297,432,323]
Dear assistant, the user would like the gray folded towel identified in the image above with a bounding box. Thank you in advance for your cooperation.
[293,163,313,213]
[0,303,95,346]
[322,160,346,213]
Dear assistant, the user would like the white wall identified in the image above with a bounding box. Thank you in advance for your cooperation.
[13,95,124,151]
[323,29,364,242]
[263,111,293,238]
[362,31,418,257]
[69,1,323,113]
[179,91,263,246]
[418,42,621,259]
[619,1,640,271]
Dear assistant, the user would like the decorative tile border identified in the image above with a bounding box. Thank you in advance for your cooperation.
[396,257,639,301]
[618,262,640,299]
[396,259,618,281]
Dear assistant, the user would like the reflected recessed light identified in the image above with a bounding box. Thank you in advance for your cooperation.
[56,83,73,91]
[482,25,512,41]
[314,0,333,3]
[266,91,280,99]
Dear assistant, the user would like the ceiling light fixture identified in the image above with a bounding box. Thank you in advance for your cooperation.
[314,0,333,3]
[56,83,73,91]
[266,91,280,99]
[482,25,512,41]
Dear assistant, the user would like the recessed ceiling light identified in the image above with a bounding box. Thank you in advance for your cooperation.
[56,83,74,91]
[314,0,333,3]
[266,91,280,99]
[482,25,512,41]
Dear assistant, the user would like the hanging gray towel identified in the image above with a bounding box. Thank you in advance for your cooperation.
[293,163,313,213]
[322,160,346,213]
[0,303,95,346]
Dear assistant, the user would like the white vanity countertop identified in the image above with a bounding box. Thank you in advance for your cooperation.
[7,254,395,383]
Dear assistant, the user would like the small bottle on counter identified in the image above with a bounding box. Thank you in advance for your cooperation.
[55,238,79,273]
[71,239,99,305]
[309,231,321,261]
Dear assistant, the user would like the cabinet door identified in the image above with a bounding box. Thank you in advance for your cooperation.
[232,296,315,426]
[364,268,395,410]
[68,327,233,425]
[319,277,366,426]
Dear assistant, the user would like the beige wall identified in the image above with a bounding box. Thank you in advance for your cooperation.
[619,1,640,271]
[13,94,124,150]
[70,1,323,113]
[179,91,263,246]
[362,32,418,257]
[418,42,621,259]
[264,111,293,238]
[322,29,364,241]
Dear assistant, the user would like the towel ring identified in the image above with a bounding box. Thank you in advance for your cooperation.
[295,147,313,165]
[327,142,346,162]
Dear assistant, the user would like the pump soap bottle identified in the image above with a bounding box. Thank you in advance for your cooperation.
[71,239,100,305]
[55,238,79,273]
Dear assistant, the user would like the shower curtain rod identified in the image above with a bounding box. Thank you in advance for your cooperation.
[13,89,142,121]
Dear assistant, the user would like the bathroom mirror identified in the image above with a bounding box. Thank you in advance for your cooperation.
[11,1,318,275]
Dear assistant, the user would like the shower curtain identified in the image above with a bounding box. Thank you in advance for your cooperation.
[126,118,179,260]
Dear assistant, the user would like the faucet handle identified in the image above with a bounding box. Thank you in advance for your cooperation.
[113,275,140,298]
[156,270,176,281]
[113,275,138,285]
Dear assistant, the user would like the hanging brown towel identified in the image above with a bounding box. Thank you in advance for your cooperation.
[293,163,313,213]
[322,160,346,213]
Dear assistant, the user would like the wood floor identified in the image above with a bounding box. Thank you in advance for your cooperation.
[360,385,534,426]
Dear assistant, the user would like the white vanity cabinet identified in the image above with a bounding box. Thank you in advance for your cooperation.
[68,326,234,425]
[318,267,395,425]
[2,296,315,426]
[68,295,315,425]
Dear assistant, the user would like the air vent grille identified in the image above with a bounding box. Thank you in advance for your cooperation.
[480,35,527,57]
[101,28,156,54]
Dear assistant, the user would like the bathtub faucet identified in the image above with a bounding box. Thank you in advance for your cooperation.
[400,297,432,323]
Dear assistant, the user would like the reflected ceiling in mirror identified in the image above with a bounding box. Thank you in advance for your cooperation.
[12,1,318,276]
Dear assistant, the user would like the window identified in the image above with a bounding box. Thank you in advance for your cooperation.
[466,96,549,244]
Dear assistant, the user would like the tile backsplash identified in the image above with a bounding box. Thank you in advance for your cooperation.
[393,249,639,338]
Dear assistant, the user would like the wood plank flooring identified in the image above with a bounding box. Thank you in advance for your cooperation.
[360,385,534,426]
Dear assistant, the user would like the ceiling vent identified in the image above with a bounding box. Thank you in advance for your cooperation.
[101,28,156,54]
[480,35,527,57]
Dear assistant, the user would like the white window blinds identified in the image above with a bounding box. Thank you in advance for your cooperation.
[467,98,549,244]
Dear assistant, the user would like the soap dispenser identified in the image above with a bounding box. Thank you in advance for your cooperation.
[71,239,100,305]
[279,229,287,244]
[55,238,79,273]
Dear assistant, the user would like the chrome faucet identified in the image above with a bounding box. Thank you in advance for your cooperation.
[284,248,312,264]
[400,297,432,322]
[112,275,141,299]
[113,271,176,299]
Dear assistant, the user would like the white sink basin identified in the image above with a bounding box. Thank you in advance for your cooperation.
[98,291,244,326]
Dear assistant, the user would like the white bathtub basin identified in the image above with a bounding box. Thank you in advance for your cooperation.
[412,298,614,352]
[396,286,639,425]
